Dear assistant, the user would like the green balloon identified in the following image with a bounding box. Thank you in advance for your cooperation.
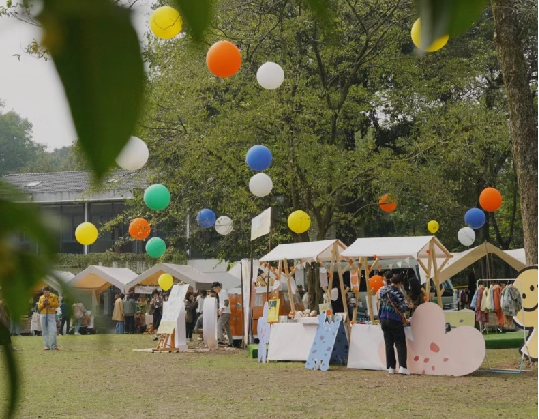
[146,237,166,258]
[144,184,170,211]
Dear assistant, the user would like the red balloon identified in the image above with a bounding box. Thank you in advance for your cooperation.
[129,218,151,240]
[369,275,384,293]
[379,194,397,213]
[479,187,502,212]
[206,40,241,78]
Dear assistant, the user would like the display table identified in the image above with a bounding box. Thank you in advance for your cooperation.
[267,322,318,361]
[443,309,475,328]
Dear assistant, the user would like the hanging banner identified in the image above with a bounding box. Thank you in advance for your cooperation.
[251,207,272,241]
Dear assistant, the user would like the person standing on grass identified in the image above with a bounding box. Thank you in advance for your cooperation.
[38,286,59,350]
[379,274,413,375]
[60,298,71,335]
[150,290,164,341]
[212,282,233,347]
[123,293,136,334]
[72,301,87,335]
[112,293,125,334]
[184,292,197,341]
[194,290,207,340]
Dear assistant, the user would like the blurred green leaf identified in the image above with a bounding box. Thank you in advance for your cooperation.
[37,0,145,180]
[0,196,58,318]
[415,0,489,50]
[173,0,213,42]
[0,323,18,419]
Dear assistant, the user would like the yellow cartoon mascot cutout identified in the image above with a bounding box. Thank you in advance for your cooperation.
[513,266,538,362]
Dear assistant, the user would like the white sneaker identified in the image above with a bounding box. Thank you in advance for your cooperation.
[74,332,80,335]
[388,368,395,374]
[399,367,410,375]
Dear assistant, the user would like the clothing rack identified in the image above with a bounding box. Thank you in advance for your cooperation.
[476,278,533,374]
[476,279,512,333]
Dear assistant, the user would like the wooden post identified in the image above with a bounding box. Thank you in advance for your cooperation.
[334,243,350,336]
[430,240,443,308]
[275,260,282,300]
[326,251,336,304]
[283,258,296,313]
[364,257,375,323]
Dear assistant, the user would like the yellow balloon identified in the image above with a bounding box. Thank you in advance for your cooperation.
[411,18,449,52]
[150,6,182,40]
[158,273,173,291]
[288,210,311,234]
[75,222,98,245]
[428,220,439,234]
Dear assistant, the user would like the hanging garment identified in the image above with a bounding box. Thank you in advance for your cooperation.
[476,287,487,323]
[470,289,478,311]
[492,285,503,325]
[481,286,491,312]
[489,285,495,310]
[501,285,523,317]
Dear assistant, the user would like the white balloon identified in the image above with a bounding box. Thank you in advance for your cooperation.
[256,62,284,90]
[249,173,273,197]
[215,216,233,235]
[115,137,149,170]
[458,227,475,247]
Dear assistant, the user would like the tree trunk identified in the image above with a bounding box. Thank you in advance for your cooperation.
[306,262,322,313]
[492,0,538,264]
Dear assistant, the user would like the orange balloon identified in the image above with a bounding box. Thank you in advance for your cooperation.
[206,40,241,78]
[129,218,151,240]
[479,187,502,212]
[369,275,384,293]
[379,194,397,213]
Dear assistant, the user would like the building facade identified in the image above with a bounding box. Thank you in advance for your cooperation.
[3,170,147,255]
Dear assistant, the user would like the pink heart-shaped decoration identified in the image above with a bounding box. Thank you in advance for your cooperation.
[379,303,485,376]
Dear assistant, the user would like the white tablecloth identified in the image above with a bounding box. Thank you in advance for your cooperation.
[347,324,386,370]
[348,323,414,370]
[267,323,318,361]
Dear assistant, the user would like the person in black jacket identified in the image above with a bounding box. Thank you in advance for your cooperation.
[184,292,197,341]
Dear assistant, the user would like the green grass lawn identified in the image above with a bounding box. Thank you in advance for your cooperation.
[0,334,537,419]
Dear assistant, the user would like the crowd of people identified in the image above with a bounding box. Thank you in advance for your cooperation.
[109,281,234,347]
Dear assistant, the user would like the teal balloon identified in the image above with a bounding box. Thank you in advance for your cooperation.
[146,237,166,258]
[144,184,170,211]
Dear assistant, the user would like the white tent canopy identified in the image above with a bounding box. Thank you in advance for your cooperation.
[342,236,449,260]
[45,270,75,292]
[126,263,231,291]
[70,266,137,293]
[437,242,526,282]
[260,240,347,263]
[504,248,526,266]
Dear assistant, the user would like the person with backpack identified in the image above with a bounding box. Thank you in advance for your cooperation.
[379,274,413,375]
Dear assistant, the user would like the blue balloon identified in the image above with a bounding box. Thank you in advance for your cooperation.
[197,208,216,228]
[246,145,272,171]
[464,207,486,229]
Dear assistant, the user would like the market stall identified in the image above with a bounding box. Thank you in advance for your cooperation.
[342,235,452,321]
[69,265,137,312]
[125,263,219,291]
[259,239,348,362]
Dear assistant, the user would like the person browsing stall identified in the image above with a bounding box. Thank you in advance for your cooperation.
[212,282,233,347]
[379,274,413,375]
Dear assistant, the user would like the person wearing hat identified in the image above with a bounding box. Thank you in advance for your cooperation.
[212,282,232,347]
[38,286,60,350]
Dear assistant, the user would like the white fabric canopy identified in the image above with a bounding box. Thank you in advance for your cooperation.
[126,263,229,291]
[260,240,347,263]
[70,266,137,293]
[504,248,526,266]
[45,270,75,289]
[437,243,526,282]
[341,236,449,260]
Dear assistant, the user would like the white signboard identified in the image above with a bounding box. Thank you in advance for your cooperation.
[158,284,188,335]
[251,207,272,241]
